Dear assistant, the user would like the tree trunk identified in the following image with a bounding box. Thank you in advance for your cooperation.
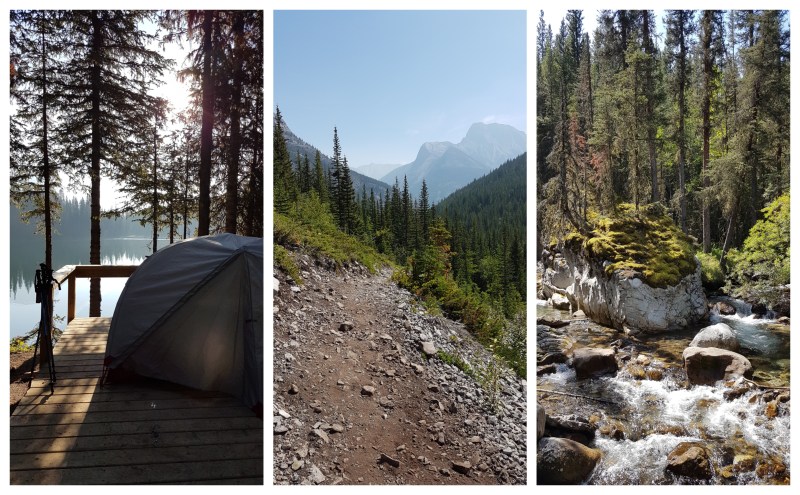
[89,12,103,317]
[41,22,52,269]
[224,13,244,234]
[152,125,158,254]
[701,11,712,252]
[198,10,213,236]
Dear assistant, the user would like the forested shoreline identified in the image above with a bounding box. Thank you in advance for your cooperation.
[10,10,264,279]
[537,10,789,305]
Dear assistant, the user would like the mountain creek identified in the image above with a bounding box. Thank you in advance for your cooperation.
[537,292,790,485]
[273,254,527,485]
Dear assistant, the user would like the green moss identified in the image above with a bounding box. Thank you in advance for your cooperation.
[568,203,697,288]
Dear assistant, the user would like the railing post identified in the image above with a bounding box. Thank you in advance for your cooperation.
[68,274,76,324]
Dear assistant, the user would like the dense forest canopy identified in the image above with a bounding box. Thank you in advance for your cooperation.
[537,10,789,266]
[10,10,264,285]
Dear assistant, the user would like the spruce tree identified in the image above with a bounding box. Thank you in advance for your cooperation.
[57,10,169,315]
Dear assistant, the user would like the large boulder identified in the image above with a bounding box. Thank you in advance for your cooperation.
[690,323,739,352]
[563,249,707,333]
[683,346,754,386]
[537,437,602,484]
[665,442,714,480]
[572,347,618,380]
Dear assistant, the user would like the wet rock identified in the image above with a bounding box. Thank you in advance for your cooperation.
[683,347,754,386]
[777,316,790,325]
[572,347,618,380]
[690,323,740,352]
[666,442,714,480]
[733,454,756,472]
[537,316,570,328]
[537,325,574,365]
[626,364,646,380]
[537,363,557,376]
[715,301,737,315]
[572,309,586,319]
[551,293,570,311]
[537,437,601,484]
[537,403,546,440]
[421,341,437,356]
[645,368,664,381]
[545,414,596,445]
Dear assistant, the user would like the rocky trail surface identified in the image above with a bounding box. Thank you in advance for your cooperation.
[273,255,527,485]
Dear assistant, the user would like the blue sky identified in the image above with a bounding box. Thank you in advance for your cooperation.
[274,10,526,168]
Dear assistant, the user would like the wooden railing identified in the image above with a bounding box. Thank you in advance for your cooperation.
[53,264,138,324]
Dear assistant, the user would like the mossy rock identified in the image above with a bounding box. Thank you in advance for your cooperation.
[565,204,697,288]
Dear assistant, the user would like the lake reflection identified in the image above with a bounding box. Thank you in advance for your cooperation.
[9,236,163,338]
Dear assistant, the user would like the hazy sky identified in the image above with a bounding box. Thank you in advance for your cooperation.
[273,10,526,168]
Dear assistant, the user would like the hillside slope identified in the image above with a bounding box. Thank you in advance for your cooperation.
[272,254,527,485]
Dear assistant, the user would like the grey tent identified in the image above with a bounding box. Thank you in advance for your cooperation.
[104,233,263,413]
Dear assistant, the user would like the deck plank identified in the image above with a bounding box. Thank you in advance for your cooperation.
[10,316,263,485]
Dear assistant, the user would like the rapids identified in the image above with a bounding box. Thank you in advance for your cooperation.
[537,298,790,484]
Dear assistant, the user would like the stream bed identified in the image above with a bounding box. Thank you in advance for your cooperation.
[537,298,790,484]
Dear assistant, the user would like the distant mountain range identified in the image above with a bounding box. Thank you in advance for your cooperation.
[381,123,526,203]
[279,118,525,203]
[353,163,402,181]
[281,121,390,195]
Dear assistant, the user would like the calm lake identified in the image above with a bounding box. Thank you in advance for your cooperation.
[9,235,165,339]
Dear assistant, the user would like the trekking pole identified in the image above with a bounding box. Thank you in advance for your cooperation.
[31,263,61,393]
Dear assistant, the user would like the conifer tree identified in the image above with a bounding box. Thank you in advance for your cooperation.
[57,10,169,315]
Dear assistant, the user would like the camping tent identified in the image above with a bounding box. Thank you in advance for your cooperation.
[104,233,263,413]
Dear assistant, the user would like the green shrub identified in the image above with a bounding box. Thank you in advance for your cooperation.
[696,251,724,290]
[10,336,33,354]
[274,244,301,284]
[726,193,790,308]
[273,193,391,273]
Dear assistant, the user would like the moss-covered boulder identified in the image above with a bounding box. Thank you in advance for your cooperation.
[549,204,707,333]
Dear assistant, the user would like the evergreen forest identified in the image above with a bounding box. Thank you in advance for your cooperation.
[10,10,264,300]
[537,10,790,307]
[274,109,527,376]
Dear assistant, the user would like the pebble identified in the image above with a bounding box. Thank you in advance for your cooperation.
[421,341,437,356]
[291,460,304,471]
[309,464,326,484]
[361,385,375,396]
[288,384,299,394]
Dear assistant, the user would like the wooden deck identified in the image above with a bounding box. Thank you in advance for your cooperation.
[10,317,263,484]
